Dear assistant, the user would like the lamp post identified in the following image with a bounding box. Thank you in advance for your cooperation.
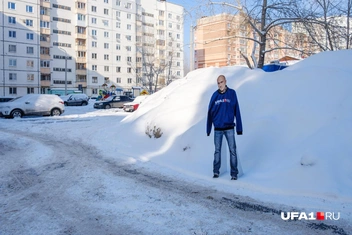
[59,48,68,95]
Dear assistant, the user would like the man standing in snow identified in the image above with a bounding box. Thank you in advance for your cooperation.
[207,75,243,180]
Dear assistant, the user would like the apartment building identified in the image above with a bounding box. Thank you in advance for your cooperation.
[0,0,184,97]
[194,13,304,69]
[0,0,41,97]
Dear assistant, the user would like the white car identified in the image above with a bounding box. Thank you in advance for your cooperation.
[123,95,149,112]
[0,94,65,118]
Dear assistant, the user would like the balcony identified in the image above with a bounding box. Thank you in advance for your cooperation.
[75,8,86,15]
[40,28,50,35]
[40,54,50,60]
[40,40,50,48]
[75,33,87,39]
[40,0,50,8]
[40,15,50,22]
[75,45,86,51]
[40,80,51,87]
[76,57,86,63]
[76,69,87,76]
[40,68,50,74]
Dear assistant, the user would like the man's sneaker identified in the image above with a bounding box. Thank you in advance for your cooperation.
[231,176,237,180]
[213,173,219,178]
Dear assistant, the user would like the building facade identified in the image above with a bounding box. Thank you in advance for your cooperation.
[0,0,184,97]
[194,13,306,69]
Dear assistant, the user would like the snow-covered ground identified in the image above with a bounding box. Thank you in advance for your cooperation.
[0,50,351,234]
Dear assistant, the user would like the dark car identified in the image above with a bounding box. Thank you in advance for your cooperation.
[94,95,134,109]
[62,94,89,106]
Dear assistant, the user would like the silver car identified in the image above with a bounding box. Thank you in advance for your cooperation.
[0,94,65,118]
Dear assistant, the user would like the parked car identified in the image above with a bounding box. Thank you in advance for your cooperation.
[61,94,89,106]
[123,95,149,112]
[0,96,16,102]
[0,94,65,118]
[94,95,134,109]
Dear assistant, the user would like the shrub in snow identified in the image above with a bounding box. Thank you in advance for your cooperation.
[145,123,163,139]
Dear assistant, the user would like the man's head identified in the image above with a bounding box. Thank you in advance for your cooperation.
[217,75,227,92]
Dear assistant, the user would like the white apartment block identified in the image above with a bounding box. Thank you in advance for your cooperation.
[0,0,184,97]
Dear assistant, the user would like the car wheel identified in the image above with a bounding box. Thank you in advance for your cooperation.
[51,108,61,116]
[11,109,23,118]
[105,104,111,109]
[82,101,88,106]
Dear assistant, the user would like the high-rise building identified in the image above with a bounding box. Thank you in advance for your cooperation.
[0,0,184,97]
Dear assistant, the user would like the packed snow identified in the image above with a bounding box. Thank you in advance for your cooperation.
[0,50,351,234]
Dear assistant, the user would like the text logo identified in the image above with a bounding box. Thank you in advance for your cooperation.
[281,212,340,221]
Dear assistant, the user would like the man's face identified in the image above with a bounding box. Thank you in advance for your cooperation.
[217,76,226,92]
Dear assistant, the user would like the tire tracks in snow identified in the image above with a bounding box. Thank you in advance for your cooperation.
[0,129,350,235]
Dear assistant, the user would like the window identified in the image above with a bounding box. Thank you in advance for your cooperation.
[92,53,97,59]
[27,47,34,54]
[126,46,131,51]
[127,68,131,73]
[126,35,131,41]
[92,77,98,83]
[116,33,120,39]
[116,1,121,6]
[92,29,97,36]
[116,55,121,61]
[104,9,109,15]
[116,44,120,50]
[9,73,17,80]
[9,31,16,38]
[26,5,33,13]
[116,77,121,83]
[177,24,181,30]
[168,13,172,19]
[127,57,132,62]
[127,78,132,84]
[116,11,120,18]
[27,60,34,67]
[92,65,97,70]
[168,23,172,28]
[104,43,109,49]
[27,33,34,40]
[9,87,17,95]
[92,17,97,24]
[127,24,131,30]
[159,20,164,26]
[177,34,180,39]
[104,54,109,60]
[92,41,97,47]
[27,74,34,81]
[91,6,97,12]
[104,0,109,3]
[41,60,50,67]
[127,13,131,19]
[40,21,50,28]
[104,66,109,72]
[8,2,16,9]
[8,16,16,24]
[9,59,17,67]
[77,14,86,21]
[116,22,120,28]
[159,10,164,16]
[26,19,33,26]
[104,31,109,37]
[8,45,16,53]
[103,20,109,26]
[116,67,121,72]
[27,87,35,94]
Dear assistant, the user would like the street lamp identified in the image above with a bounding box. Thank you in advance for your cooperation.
[58,48,68,95]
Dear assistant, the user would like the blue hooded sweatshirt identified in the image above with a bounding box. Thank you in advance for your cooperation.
[207,86,243,136]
